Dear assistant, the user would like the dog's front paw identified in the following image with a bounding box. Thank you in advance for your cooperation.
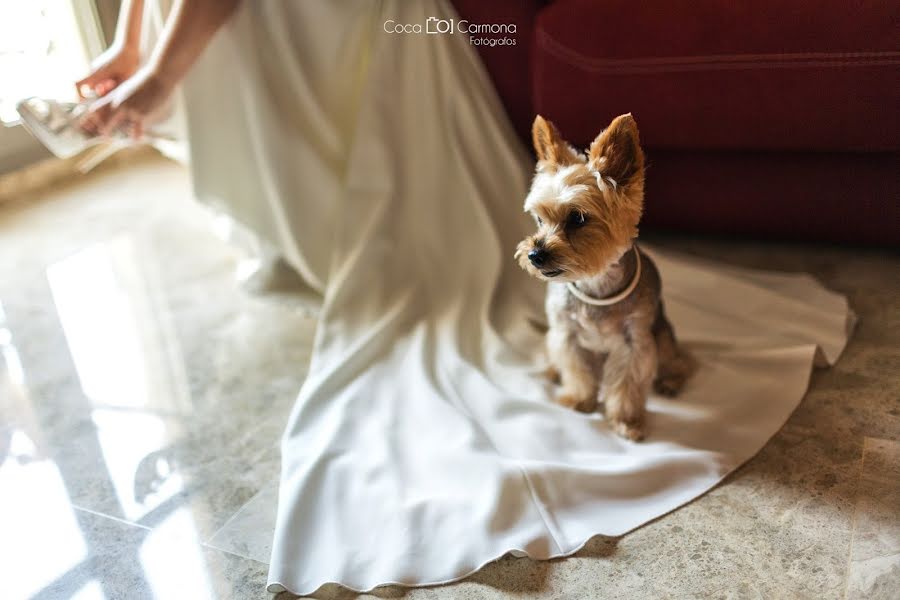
[611,419,645,441]
[602,384,646,440]
[557,393,597,413]
[545,365,561,385]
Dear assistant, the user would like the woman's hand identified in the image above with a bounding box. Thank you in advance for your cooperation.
[77,0,241,139]
[75,42,141,99]
[79,64,175,139]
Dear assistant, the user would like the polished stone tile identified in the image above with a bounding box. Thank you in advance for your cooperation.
[0,156,313,599]
[846,438,900,600]
[207,477,279,563]
[1,504,270,600]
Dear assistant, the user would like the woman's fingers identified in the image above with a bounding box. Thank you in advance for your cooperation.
[75,46,138,98]
[76,68,113,98]
[99,107,131,137]
[78,97,113,135]
[130,120,144,141]
[96,79,117,97]
[75,74,98,99]
[76,78,116,100]
[78,107,103,135]
[98,104,147,139]
[76,66,166,139]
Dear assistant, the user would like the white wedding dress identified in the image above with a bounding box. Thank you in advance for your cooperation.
[172,0,852,594]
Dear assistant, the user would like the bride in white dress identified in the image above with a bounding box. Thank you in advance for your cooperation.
[79,0,851,595]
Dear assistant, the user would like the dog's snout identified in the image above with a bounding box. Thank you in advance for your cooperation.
[528,248,549,267]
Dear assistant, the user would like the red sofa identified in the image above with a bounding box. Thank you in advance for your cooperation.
[452,0,899,245]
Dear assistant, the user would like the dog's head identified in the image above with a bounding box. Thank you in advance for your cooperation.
[515,114,645,282]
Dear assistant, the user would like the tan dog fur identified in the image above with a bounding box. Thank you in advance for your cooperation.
[515,114,694,440]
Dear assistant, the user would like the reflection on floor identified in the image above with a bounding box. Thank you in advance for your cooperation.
[0,155,315,600]
[0,154,897,600]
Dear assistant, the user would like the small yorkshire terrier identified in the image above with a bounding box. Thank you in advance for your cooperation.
[516,113,693,440]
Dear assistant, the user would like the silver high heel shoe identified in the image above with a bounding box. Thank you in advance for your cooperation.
[16,97,171,172]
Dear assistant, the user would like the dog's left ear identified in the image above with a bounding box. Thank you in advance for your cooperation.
[588,114,644,187]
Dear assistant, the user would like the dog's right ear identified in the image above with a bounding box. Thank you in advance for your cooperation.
[532,115,578,166]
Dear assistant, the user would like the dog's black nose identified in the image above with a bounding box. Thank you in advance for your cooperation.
[528,248,549,267]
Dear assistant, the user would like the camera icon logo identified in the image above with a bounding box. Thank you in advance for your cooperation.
[425,17,454,34]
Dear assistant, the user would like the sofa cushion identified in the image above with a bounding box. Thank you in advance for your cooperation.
[532,0,900,151]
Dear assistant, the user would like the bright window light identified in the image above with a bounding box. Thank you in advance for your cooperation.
[0,0,100,124]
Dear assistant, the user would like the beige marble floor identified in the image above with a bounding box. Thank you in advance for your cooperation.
[0,155,896,600]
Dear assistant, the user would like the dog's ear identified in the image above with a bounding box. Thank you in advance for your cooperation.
[532,115,578,166]
[588,114,644,186]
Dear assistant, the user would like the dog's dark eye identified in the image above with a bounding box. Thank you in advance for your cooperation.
[535,215,543,226]
[567,211,587,228]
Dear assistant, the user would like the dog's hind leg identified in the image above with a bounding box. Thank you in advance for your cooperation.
[652,300,694,396]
